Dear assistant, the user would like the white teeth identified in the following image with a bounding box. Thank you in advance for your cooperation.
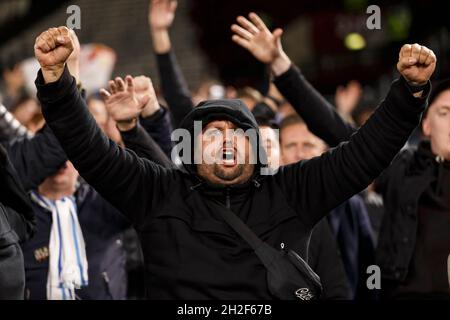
[222,149,235,164]
[224,151,234,160]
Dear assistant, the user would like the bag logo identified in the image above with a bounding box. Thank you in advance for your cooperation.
[295,288,314,300]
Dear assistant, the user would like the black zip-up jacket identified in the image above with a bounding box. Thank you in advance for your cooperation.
[120,125,351,299]
[37,65,428,299]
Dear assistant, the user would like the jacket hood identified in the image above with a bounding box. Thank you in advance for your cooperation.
[178,99,268,178]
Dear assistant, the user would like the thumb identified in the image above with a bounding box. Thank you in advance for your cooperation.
[56,35,68,45]
[138,94,151,108]
[99,89,111,101]
[273,28,283,40]
[407,57,418,66]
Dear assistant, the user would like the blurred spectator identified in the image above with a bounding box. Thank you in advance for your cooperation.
[9,92,43,133]
[279,114,376,299]
[0,104,32,143]
[1,62,26,109]
[21,161,130,300]
[375,79,450,299]
[335,80,363,125]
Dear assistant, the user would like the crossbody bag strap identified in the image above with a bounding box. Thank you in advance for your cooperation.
[206,198,313,263]
[206,199,264,251]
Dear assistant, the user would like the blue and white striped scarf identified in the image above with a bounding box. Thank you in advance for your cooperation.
[31,192,88,300]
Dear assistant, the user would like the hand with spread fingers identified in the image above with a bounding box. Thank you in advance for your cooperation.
[397,43,436,92]
[335,81,363,117]
[231,12,291,75]
[34,26,74,83]
[100,76,151,131]
[149,0,178,53]
[149,0,177,31]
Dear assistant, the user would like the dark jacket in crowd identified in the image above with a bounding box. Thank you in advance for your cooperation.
[328,195,376,299]
[37,65,428,299]
[308,219,351,299]
[0,145,35,299]
[375,141,450,299]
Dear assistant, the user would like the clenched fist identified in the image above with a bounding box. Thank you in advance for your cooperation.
[397,44,436,88]
[34,26,74,83]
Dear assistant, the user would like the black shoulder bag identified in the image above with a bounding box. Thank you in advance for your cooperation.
[208,200,322,300]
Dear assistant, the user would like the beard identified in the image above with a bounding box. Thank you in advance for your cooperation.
[213,163,245,181]
[197,162,254,186]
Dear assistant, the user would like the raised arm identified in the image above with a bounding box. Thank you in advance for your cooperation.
[8,30,88,191]
[231,13,356,147]
[276,43,435,228]
[34,27,177,225]
[139,106,173,157]
[149,0,194,128]
[122,125,174,168]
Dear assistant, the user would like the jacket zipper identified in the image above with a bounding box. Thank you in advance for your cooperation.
[225,188,231,209]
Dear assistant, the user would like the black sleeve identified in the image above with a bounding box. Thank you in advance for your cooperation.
[0,145,35,241]
[156,51,194,128]
[121,124,174,169]
[309,219,351,300]
[138,106,173,157]
[276,77,429,229]
[37,66,179,226]
[6,125,67,191]
[274,65,356,147]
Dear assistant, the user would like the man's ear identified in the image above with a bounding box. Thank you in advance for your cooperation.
[422,113,431,137]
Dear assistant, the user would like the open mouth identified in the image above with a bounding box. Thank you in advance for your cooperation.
[221,147,237,166]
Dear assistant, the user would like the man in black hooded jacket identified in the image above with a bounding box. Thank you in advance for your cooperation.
[33,25,434,299]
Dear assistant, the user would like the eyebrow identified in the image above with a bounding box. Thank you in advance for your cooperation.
[204,121,235,130]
